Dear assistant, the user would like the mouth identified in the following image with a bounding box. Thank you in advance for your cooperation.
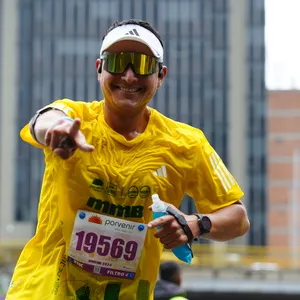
[118,86,141,93]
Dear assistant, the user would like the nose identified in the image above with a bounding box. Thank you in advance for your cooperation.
[121,66,138,83]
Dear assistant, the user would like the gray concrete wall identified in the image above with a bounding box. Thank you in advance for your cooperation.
[0,0,32,243]
[227,0,248,245]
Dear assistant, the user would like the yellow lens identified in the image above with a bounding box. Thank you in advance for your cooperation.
[102,52,158,75]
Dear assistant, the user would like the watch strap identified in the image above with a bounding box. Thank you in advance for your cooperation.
[166,206,194,246]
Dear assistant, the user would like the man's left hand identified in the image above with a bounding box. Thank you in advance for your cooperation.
[148,204,198,249]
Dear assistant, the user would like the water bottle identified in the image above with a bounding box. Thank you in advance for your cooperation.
[151,194,193,264]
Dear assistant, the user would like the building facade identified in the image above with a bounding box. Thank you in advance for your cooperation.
[0,0,266,245]
[268,90,300,250]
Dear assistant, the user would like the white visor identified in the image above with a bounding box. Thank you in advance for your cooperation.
[100,24,164,63]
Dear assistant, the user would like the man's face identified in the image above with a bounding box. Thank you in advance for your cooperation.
[97,40,166,113]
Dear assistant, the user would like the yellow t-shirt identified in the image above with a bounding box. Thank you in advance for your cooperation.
[6,99,244,300]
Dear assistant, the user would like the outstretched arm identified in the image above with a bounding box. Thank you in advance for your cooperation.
[30,108,94,159]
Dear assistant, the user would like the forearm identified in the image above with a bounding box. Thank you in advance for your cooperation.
[206,203,250,241]
[30,109,66,144]
[188,202,250,242]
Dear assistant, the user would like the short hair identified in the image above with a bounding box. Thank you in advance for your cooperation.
[102,19,164,48]
[159,261,181,283]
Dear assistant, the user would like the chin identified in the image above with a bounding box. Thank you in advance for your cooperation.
[115,98,144,109]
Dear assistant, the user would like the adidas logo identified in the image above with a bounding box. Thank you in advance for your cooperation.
[125,29,140,36]
[153,165,167,178]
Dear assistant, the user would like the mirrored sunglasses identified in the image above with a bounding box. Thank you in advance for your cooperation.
[100,52,160,75]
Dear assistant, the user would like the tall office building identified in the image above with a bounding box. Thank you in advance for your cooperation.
[0,0,265,245]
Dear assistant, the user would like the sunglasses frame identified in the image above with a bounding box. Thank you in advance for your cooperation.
[100,52,161,76]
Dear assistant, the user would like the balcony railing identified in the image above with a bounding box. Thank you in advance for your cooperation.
[161,244,300,274]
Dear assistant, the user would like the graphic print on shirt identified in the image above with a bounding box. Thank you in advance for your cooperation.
[83,164,175,220]
[89,177,151,199]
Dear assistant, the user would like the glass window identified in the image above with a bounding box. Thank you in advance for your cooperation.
[158,0,201,22]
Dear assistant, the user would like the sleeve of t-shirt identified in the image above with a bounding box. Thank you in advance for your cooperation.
[19,99,98,148]
[185,131,244,214]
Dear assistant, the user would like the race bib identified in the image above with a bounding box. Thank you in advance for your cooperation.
[68,210,147,280]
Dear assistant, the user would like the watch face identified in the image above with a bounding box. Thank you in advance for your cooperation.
[201,216,212,233]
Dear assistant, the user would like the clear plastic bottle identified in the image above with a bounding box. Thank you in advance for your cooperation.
[151,194,193,264]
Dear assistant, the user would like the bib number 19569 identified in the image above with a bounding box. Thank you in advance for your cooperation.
[75,231,138,261]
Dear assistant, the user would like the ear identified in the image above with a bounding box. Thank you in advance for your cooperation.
[96,59,102,74]
[157,65,167,89]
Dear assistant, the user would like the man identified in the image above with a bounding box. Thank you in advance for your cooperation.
[154,261,188,300]
[6,19,250,300]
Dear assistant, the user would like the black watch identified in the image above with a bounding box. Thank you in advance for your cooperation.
[194,213,212,236]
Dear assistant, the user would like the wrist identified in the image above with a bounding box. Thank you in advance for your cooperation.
[193,213,212,238]
[29,107,68,144]
[186,214,200,239]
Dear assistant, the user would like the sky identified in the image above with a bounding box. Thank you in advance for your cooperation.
[265,0,300,89]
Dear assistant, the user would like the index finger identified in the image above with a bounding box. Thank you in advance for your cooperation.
[68,118,95,152]
[148,215,174,228]
[69,118,81,137]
